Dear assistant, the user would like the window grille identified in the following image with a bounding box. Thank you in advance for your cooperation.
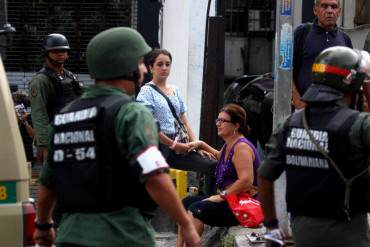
[225,0,275,37]
[5,0,132,75]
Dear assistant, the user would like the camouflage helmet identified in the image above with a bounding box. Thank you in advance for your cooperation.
[42,33,70,56]
[311,46,365,92]
[86,27,151,80]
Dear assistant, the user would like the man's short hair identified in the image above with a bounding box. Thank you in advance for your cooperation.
[315,0,340,6]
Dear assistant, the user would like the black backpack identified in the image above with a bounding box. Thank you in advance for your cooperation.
[224,74,261,104]
[225,73,274,149]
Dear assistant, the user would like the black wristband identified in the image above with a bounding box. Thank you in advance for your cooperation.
[34,221,54,231]
[263,219,279,228]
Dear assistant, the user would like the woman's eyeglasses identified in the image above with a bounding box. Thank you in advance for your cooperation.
[215,118,232,125]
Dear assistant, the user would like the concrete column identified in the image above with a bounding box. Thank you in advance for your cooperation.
[161,0,215,137]
[161,0,190,121]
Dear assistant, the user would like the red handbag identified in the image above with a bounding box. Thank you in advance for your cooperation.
[225,193,264,228]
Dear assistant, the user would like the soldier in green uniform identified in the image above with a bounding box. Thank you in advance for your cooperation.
[29,33,83,164]
[33,27,200,247]
[258,46,370,247]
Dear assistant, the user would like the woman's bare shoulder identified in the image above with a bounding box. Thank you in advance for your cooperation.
[234,141,255,160]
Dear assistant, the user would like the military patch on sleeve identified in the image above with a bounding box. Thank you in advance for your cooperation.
[31,87,38,97]
[38,137,46,145]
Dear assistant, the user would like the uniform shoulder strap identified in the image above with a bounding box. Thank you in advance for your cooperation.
[64,69,83,96]
[60,94,131,119]
[63,68,77,80]
[100,94,133,123]
[302,107,365,221]
[38,67,65,95]
[38,66,59,82]
[38,66,79,83]
[286,108,303,126]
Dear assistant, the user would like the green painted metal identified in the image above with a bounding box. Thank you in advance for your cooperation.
[0,182,17,204]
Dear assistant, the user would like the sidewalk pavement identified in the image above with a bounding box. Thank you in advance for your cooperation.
[155,226,224,247]
[228,215,370,247]
[228,226,266,247]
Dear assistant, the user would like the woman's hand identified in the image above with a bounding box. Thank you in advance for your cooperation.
[19,112,30,124]
[197,149,217,160]
[203,195,224,203]
[174,142,190,154]
[16,111,29,124]
[188,141,203,152]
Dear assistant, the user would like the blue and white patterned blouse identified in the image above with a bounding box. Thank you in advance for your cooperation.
[136,82,186,135]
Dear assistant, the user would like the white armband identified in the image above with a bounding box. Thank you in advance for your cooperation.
[364,76,370,84]
[137,146,169,174]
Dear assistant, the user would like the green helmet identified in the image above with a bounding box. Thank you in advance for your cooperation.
[86,27,151,80]
[311,46,366,92]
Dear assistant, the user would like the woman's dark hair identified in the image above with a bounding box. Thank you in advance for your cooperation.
[12,92,30,107]
[147,48,172,67]
[220,103,251,137]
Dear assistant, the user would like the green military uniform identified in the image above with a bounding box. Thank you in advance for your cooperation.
[29,73,56,146]
[31,33,81,148]
[259,108,370,247]
[30,69,82,147]
[39,84,159,247]
[259,111,370,181]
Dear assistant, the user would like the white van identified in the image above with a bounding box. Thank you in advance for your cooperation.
[0,57,36,246]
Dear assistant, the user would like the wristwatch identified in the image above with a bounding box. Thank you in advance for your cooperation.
[34,220,54,231]
[219,190,227,199]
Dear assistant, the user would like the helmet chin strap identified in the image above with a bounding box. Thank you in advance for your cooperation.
[133,70,142,97]
[46,55,65,67]
[119,70,141,96]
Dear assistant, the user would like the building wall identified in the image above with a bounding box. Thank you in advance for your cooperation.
[5,1,369,135]
[344,26,370,50]
[248,37,273,74]
[224,37,245,79]
[161,0,215,137]
[340,0,370,50]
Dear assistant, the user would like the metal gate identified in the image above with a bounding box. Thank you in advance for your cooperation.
[5,0,133,78]
[224,0,275,78]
